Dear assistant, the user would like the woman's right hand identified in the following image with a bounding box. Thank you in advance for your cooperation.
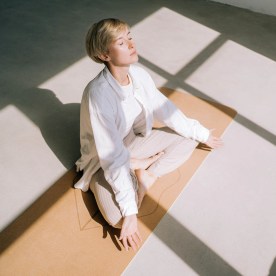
[119,214,142,251]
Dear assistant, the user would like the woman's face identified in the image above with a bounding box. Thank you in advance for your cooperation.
[104,28,138,66]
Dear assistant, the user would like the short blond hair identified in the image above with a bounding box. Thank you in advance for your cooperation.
[85,18,129,63]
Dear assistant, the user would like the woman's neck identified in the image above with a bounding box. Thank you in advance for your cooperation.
[107,64,130,86]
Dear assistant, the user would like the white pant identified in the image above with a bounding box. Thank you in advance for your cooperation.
[90,127,198,228]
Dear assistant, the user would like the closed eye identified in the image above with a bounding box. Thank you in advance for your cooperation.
[118,39,124,45]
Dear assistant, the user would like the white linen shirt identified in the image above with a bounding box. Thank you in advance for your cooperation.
[74,64,210,217]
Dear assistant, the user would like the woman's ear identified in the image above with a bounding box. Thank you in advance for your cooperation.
[98,53,110,62]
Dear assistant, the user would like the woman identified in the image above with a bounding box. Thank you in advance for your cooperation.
[74,18,223,251]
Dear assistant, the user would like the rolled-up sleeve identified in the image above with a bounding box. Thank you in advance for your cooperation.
[89,89,138,217]
[143,73,209,142]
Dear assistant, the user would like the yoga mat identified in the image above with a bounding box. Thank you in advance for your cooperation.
[0,88,236,275]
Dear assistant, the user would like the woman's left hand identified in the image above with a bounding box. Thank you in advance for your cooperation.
[205,129,224,149]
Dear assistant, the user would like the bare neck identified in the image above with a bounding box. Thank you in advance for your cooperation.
[107,64,130,86]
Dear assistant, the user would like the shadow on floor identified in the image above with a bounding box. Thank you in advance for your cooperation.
[268,257,276,276]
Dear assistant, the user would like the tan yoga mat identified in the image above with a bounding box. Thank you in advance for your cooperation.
[0,88,236,275]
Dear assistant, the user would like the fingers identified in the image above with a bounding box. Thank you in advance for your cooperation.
[120,232,142,251]
[132,233,140,246]
[135,230,142,243]
[119,225,141,251]
[206,135,224,149]
[209,142,223,149]
[130,232,142,250]
[211,139,223,147]
[127,235,137,251]
[211,137,224,148]
[119,224,142,251]
[122,237,129,251]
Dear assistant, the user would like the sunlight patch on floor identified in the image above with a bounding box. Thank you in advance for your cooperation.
[0,105,64,231]
[185,40,276,135]
[131,7,220,75]
[38,57,104,104]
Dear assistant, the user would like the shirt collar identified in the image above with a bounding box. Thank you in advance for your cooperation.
[103,65,140,101]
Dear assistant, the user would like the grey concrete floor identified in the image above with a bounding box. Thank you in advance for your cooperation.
[1,1,276,275]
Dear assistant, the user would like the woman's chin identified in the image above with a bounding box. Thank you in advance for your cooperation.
[131,54,139,63]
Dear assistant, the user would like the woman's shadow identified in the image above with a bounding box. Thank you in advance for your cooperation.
[12,87,81,169]
[81,188,122,251]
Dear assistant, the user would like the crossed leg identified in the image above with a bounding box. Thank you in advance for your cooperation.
[128,128,198,208]
[130,152,163,208]
[90,128,198,228]
[89,153,162,228]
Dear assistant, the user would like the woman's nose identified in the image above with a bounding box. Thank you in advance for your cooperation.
[128,40,134,49]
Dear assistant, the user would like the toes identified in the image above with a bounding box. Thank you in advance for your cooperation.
[137,192,145,209]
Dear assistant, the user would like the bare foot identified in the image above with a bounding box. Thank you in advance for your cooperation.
[135,169,157,209]
[130,152,164,170]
